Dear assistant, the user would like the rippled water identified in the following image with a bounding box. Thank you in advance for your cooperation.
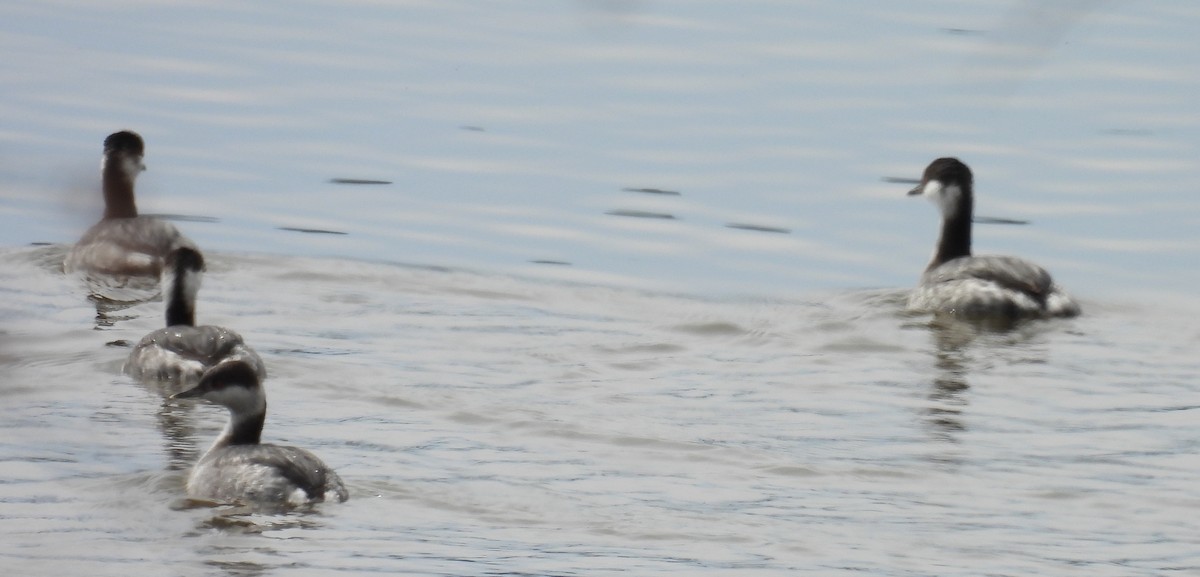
[2,0,1200,575]
[3,245,1198,576]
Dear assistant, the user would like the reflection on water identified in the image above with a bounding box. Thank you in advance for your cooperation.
[276,226,348,235]
[328,179,392,185]
[921,318,976,440]
[156,399,201,472]
[726,222,792,234]
[7,245,1197,575]
[604,209,677,220]
[622,187,682,196]
[915,313,1083,442]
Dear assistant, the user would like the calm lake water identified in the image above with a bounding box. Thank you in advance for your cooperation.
[1,1,1199,575]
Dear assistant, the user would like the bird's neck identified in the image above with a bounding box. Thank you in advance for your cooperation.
[211,409,266,450]
[163,268,197,327]
[928,195,973,270]
[102,163,138,219]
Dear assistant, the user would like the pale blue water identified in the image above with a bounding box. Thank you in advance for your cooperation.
[4,0,1197,297]
[1,1,1199,576]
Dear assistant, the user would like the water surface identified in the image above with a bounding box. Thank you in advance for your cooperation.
[2,1,1199,575]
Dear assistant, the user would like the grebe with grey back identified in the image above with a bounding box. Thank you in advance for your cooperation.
[124,246,265,395]
[65,131,197,301]
[906,157,1080,319]
[172,361,348,508]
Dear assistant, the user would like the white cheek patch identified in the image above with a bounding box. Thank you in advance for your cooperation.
[208,384,263,414]
[939,184,962,216]
[922,180,961,216]
[101,154,144,178]
[121,156,144,178]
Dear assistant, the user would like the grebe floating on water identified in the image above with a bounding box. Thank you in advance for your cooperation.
[172,361,349,508]
[124,246,265,394]
[906,157,1080,319]
[65,131,196,300]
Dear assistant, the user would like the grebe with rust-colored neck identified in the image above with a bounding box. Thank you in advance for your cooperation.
[65,130,197,301]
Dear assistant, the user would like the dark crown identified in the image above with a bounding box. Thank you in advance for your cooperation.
[167,246,206,274]
[103,131,145,157]
[200,361,262,391]
[922,157,972,187]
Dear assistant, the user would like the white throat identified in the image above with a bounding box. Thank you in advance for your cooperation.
[211,383,267,417]
[102,154,143,180]
[921,180,962,218]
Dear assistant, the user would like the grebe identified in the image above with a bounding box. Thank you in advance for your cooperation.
[124,246,266,394]
[172,361,349,507]
[64,131,196,300]
[907,157,1080,319]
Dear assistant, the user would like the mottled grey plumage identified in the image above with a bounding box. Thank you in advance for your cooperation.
[907,158,1079,319]
[172,361,348,508]
[123,247,266,395]
[65,217,193,277]
[910,255,1078,318]
[125,325,266,395]
[188,443,349,506]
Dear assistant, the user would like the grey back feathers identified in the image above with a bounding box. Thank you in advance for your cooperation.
[65,130,197,296]
[124,246,265,394]
[907,157,1079,319]
[172,361,348,507]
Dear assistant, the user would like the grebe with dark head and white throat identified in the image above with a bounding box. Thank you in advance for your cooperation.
[64,130,197,300]
[171,360,349,508]
[906,157,1080,319]
[123,246,266,395]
